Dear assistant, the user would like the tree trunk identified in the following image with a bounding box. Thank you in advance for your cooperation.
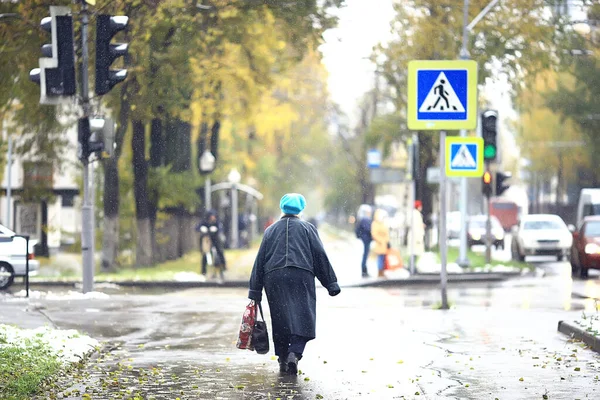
[132,120,153,266]
[101,157,120,271]
[101,82,129,271]
[149,118,163,263]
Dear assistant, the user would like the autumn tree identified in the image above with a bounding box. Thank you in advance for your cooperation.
[367,0,563,221]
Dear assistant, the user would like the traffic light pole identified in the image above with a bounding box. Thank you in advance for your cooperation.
[457,0,500,268]
[457,0,471,268]
[80,0,94,293]
[485,164,492,264]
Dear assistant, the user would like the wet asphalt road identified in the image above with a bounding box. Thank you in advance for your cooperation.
[2,258,600,400]
[3,232,600,400]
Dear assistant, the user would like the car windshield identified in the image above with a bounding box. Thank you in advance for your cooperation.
[523,220,564,230]
[469,218,502,230]
[584,221,600,237]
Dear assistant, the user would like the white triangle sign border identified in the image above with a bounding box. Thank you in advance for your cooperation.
[418,71,466,113]
[450,144,477,169]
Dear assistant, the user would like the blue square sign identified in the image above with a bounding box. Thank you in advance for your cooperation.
[407,60,478,130]
[445,137,483,177]
[417,70,468,121]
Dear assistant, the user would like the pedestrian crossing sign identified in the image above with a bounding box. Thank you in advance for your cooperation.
[407,60,478,130]
[445,137,484,177]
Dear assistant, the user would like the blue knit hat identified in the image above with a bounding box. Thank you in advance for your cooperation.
[280,193,306,215]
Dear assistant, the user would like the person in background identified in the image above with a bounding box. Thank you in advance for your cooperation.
[355,205,373,278]
[371,208,390,278]
[196,210,227,279]
[248,193,340,375]
[409,200,425,259]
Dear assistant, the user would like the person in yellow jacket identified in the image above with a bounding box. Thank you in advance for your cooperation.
[371,208,390,278]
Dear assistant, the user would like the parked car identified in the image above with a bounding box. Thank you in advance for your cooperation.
[570,216,600,279]
[0,224,39,290]
[576,188,600,228]
[511,214,572,262]
[467,215,505,249]
[447,211,462,240]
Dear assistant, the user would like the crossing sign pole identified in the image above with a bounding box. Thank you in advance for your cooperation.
[407,60,478,311]
[439,131,449,310]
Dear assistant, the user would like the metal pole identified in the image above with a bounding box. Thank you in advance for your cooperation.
[251,199,258,243]
[485,174,492,264]
[80,1,94,293]
[205,177,211,211]
[6,135,12,229]
[25,235,29,298]
[231,185,238,249]
[457,0,471,268]
[460,0,470,59]
[440,131,449,310]
[409,134,416,274]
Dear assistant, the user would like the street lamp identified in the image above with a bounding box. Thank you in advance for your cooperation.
[228,168,241,248]
[199,150,216,210]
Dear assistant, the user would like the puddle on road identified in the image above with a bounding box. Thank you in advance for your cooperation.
[44,343,334,400]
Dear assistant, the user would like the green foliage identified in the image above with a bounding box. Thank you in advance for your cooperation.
[0,333,61,399]
[149,167,202,210]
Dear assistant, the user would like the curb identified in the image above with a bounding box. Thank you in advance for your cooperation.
[24,272,518,290]
[558,320,600,352]
[349,273,515,288]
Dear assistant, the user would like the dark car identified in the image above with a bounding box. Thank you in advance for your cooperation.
[467,215,505,250]
[570,216,600,279]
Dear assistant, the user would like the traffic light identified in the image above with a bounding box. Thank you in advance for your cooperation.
[78,117,116,161]
[482,170,492,197]
[29,6,76,105]
[496,171,511,197]
[481,110,498,161]
[95,15,129,95]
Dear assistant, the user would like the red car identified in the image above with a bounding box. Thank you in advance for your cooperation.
[570,216,600,279]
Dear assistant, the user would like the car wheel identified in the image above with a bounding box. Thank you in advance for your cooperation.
[511,241,519,261]
[580,265,589,280]
[0,263,15,290]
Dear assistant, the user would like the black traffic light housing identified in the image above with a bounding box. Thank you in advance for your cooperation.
[95,15,129,95]
[481,110,498,161]
[78,117,115,161]
[482,170,493,198]
[496,171,511,197]
[29,6,76,104]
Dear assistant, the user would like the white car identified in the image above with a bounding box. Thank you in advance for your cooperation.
[511,214,572,262]
[0,224,39,290]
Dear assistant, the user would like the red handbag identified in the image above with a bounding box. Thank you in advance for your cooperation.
[236,300,257,350]
[385,248,404,270]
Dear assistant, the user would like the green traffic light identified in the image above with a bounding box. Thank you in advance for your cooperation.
[484,144,497,159]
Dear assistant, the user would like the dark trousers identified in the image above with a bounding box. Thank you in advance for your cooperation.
[201,241,226,275]
[273,333,309,359]
[361,238,371,274]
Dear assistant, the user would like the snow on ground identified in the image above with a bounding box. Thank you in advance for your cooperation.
[174,271,207,282]
[0,290,110,302]
[0,324,99,364]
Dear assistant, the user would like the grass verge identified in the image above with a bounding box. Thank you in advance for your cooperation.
[0,331,62,400]
[445,247,532,270]
[33,246,259,281]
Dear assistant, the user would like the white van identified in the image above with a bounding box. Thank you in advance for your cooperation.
[576,189,600,228]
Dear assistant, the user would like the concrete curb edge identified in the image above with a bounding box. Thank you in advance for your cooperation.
[557,320,600,353]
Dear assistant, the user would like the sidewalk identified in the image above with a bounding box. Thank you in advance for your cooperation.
[25,225,526,289]
[1,287,597,399]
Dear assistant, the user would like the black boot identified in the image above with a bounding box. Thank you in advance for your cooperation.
[278,356,288,373]
[286,352,299,375]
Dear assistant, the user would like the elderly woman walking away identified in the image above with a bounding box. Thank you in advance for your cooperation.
[371,208,390,278]
[248,193,341,375]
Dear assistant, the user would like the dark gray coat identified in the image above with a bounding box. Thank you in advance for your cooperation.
[248,215,340,339]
